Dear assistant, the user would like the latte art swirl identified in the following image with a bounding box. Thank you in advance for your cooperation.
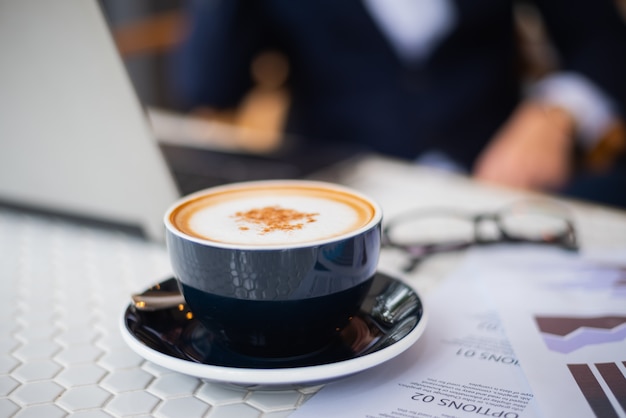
[168,182,378,247]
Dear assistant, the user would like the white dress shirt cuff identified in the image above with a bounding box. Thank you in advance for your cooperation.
[530,72,617,149]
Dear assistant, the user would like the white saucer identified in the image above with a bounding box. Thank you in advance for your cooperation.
[120,272,427,386]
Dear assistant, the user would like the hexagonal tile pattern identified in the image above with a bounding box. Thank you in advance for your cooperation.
[11,381,64,405]
[0,210,319,416]
[105,391,160,416]
[263,411,296,418]
[12,340,62,361]
[0,375,19,396]
[155,396,210,418]
[97,347,144,370]
[101,368,154,392]
[140,361,173,377]
[14,404,66,418]
[246,390,302,412]
[55,363,108,387]
[208,403,261,418]
[0,353,20,374]
[14,322,58,340]
[70,411,115,418]
[55,326,100,346]
[148,373,200,398]
[94,331,127,352]
[0,336,20,355]
[57,385,112,412]
[54,344,103,366]
[0,398,19,417]
[12,359,62,382]
[195,382,248,405]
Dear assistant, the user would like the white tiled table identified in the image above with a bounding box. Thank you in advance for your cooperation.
[2,155,625,417]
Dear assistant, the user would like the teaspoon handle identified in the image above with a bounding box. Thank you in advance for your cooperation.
[131,293,186,311]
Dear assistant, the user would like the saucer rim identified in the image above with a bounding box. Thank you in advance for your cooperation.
[120,275,428,386]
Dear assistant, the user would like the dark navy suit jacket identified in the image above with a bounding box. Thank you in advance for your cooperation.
[173,0,626,170]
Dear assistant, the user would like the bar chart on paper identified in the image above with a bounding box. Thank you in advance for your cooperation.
[471,247,626,418]
[535,315,626,417]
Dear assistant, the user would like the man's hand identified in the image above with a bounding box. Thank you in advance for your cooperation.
[473,101,576,191]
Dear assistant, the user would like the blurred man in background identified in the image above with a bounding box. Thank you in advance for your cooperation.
[172,0,626,208]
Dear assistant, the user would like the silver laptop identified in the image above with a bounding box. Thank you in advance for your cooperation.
[0,0,362,241]
[0,0,180,241]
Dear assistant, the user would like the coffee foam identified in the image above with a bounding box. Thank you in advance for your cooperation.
[169,184,376,246]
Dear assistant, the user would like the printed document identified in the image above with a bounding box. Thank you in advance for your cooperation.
[470,247,626,418]
[292,258,540,418]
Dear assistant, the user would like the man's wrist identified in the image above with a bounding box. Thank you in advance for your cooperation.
[529,72,617,149]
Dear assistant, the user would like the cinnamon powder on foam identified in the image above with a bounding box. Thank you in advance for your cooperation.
[233,206,319,234]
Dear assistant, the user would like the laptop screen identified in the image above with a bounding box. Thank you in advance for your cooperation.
[0,0,180,241]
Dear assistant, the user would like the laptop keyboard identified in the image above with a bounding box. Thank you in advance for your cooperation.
[160,142,364,195]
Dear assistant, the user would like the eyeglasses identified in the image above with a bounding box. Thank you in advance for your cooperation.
[382,199,578,272]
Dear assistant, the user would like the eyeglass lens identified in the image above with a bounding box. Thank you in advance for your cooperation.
[383,200,577,271]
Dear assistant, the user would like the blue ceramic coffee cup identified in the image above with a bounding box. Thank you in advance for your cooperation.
[164,180,382,358]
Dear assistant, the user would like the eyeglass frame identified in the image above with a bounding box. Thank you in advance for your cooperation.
[381,204,578,272]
